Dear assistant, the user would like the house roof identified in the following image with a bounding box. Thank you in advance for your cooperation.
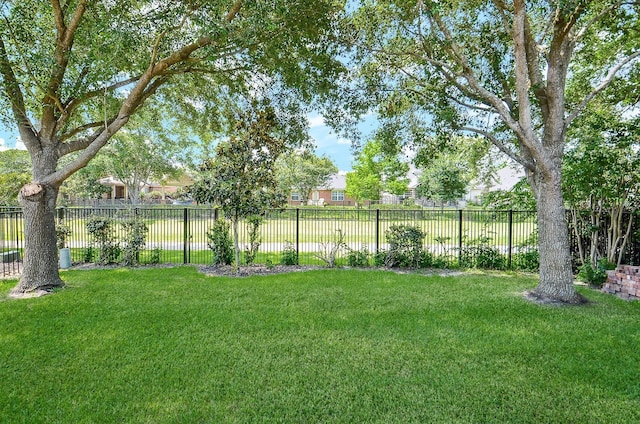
[320,174,347,190]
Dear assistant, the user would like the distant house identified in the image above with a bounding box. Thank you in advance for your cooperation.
[288,173,360,207]
[380,165,421,205]
[464,166,523,203]
[97,174,193,203]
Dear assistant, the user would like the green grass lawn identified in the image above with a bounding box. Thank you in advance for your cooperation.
[1,268,639,423]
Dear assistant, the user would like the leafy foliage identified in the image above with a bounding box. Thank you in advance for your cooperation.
[383,225,426,268]
[55,223,71,250]
[280,242,299,266]
[345,245,371,267]
[120,219,149,266]
[0,149,30,205]
[189,106,289,265]
[576,260,612,288]
[102,125,181,205]
[346,138,409,203]
[416,161,468,207]
[276,150,338,203]
[86,216,121,265]
[206,220,234,266]
[243,215,263,266]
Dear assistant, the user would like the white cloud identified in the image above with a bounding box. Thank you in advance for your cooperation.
[336,137,351,145]
[307,114,325,128]
[15,138,27,150]
[0,138,6,151]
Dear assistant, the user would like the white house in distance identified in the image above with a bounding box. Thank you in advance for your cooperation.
[465,165,524,204]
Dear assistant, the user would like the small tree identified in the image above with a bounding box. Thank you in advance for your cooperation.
[416,161,468,209]
[276,150,338,203]
[346,138,409,205]
[103,127,180,205]
[189,107,288,267]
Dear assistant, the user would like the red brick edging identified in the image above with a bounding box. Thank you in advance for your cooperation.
[603,265,640,300]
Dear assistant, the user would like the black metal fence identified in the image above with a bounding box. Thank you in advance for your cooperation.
[2,206,638,276]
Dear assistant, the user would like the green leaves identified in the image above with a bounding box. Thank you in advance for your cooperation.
[276,150,338,202]
[188,106,288,218]
[346,138,409,202]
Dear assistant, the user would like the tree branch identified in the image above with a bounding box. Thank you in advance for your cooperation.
[57,76,140,129]
[565,50,640,128]
[225,0,244,23]
[460,126,534,171]
[42,0,87,139]
[0,36,38,147]
[58,119,115,144]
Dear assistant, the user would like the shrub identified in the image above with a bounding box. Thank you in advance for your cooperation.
[86,216,120,265]
[459,245,507,270]
[206,219,233,266]
[147,247,162,265]
[346,245,370,267]
[431,255,451,269]
[577,259,614,287]
[280,241,298,265]
[55,223,71,249]
[121,219,148,266]
[373,250,387,267]
[512,250,539,272]
[459,235,507,270]
[243,215,263,265]
[384,224,426,268]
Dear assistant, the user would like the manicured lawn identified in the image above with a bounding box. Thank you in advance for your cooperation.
[1,268,639,423]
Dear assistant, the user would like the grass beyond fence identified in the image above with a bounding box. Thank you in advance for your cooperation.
[1,267,639,423]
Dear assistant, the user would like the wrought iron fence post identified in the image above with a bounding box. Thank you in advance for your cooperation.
[375,209,380,254]
[296,208,300,264]
[183,208,189,264]
[508,209,513,269]
[458,209,463,264]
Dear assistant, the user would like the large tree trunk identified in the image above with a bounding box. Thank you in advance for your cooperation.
[11,183,64,294]
[530,171,584,304]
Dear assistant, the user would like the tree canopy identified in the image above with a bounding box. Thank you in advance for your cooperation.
[346,138,409,203]
[339,0,640,303]
[276,150,338,203]
[0,149,30,205]
[1,0,346,293]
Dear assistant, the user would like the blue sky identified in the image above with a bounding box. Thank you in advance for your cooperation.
[0,112,369,172]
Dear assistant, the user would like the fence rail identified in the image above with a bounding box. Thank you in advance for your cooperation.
[2,206,638,276]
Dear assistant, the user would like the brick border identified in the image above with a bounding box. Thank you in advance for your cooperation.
[603,265,640,300]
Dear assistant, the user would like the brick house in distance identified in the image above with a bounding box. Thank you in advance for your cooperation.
[288,173,359,207]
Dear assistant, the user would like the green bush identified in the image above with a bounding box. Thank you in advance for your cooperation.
[430,255,451,269]
[384,224,426,268]
[512,250,539,272]
[459,245,507,270]
[280,242,298,265]
[346,245,370,267]
[147,247,162,265]
[55,223,71,249]
[459,235,507,270]
[86,216,120,265]
[243,215,263,265]
[121,219,148,266]
[206,220,233,266]
[577,259,614,287]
